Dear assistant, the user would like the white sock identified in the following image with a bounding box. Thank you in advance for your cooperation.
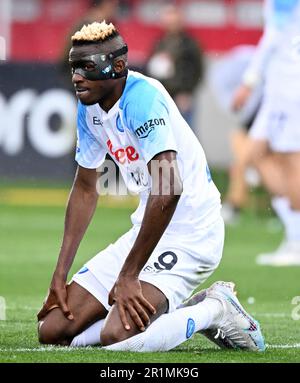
[272,197,300,242]
[103,298,222,352]
[70,319,105,347]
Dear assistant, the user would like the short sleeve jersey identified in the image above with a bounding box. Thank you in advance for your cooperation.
[76,71,221,232]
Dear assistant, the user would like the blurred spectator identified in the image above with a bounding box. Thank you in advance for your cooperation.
[209,45,263,224]
[146,3,204,130]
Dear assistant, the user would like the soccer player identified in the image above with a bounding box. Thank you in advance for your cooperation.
[209,45,263,224]
[232,0,300,266]
[37,21,265,352]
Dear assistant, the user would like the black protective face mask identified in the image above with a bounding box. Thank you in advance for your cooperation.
[70,45,128,81]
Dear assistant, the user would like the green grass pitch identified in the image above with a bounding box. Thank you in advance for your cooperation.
[0,201,300,363]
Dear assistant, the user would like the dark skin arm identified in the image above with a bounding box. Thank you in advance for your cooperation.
[37,165,99,321]
[109,150,183,331]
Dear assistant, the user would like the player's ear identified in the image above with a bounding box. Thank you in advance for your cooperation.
[114,59,126,74]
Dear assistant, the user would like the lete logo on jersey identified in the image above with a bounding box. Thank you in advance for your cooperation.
[107,139,139,164]
[135,118,166,139]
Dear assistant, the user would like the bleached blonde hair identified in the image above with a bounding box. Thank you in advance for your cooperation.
[71,21,118,43]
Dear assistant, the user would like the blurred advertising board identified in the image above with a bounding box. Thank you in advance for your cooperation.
[0,62,77,181]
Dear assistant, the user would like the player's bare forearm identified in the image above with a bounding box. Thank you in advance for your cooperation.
[54,166,99,279]
[109,151,182,330]
[38,166,99,320]
[121,193,181,276]
[121,151,182,276]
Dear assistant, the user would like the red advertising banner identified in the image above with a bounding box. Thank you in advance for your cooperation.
[8,0,263,64]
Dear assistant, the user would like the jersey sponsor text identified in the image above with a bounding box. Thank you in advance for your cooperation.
[135,118,166,139]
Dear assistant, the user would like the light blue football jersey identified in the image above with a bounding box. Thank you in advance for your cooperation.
[75,71,221,233]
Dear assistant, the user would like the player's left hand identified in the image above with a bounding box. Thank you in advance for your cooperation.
[37,289,60,321]
[109,275,156,331]
[37,283,73,322]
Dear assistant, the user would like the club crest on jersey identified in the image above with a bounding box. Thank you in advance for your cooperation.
[186,318,195,339]
[116,113,124,132]
[135,118,165,139]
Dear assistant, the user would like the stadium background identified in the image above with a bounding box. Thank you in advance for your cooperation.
[1,0,300,364]
[0,0,264,181]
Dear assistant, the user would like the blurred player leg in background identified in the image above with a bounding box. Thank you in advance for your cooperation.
[250,148,300,266]
[245,100,300,266]
[222,108,261,224]
[208,45,263,224]
[231,0,300,264]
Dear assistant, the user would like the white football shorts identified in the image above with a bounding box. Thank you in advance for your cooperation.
[250,96,300,152]
[72,216,224,313]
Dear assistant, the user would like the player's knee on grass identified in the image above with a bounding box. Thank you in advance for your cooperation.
[100,314,143,346]
[38,321,67,345]
[38,282,108,345]
[38,308,77,345]
[100,282,168,346]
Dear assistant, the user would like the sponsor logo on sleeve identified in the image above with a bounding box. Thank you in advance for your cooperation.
[135,118,165,139]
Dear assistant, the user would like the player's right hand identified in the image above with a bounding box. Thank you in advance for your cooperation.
[37,279,74,321]
[109,275,156,332]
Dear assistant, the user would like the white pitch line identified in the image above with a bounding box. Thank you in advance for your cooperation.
[0,346,98,352]
[1,344,300,352]
[5,307,292,318]
[266,343,300,349]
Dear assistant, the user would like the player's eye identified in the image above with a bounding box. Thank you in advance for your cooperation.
[69,61,95,73]
[83,63,96,71]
